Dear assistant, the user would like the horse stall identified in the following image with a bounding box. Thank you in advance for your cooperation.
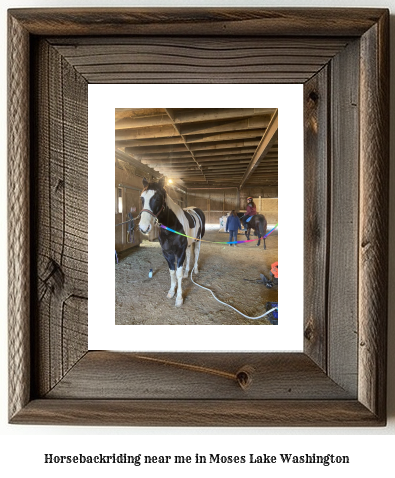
[116,153,157,252]
[115,108,279,325]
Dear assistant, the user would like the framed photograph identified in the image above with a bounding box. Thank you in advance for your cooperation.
[8,8,389,426]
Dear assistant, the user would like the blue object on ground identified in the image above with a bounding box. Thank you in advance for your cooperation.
[266,302,278,325]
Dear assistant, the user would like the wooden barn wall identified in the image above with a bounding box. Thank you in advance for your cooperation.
[187,186,278,225]
[186,188,236,224]
[115,158,144,252]
[258,198,278,225]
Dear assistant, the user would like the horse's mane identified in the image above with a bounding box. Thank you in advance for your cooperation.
[165,193,201,244]
[165,193,185,221]
[165,192,181,213]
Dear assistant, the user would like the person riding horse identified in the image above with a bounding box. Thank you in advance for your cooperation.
[242,197,257,229]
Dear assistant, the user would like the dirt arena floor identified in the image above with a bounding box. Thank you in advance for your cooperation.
[115,226,278,325]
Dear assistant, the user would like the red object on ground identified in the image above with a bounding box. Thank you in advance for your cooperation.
[271,261,278,279]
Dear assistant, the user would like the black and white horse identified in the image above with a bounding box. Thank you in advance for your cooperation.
[139,177,205,307]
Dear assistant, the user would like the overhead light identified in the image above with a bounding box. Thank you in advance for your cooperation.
[168,179,173,184]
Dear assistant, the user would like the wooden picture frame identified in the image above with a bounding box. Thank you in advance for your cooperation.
[8,8,389,426]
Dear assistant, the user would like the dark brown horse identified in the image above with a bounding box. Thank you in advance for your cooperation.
[244,214,268,249]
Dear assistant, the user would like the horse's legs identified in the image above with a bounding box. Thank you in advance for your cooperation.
[183,245,192,278]
[257,233,261,247]
[167,269,176,298]
[175,266,184,307]
[174,250,187,307]
[163,253,177,298]
[264,238,266,250]
[193,240,201,274]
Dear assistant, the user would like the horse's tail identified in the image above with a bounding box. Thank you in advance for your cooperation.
[259,214,267,238]
[193,208,205,239]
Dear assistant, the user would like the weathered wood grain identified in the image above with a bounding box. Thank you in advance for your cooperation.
[45,352,354,400]
[359,12,389,421]
[11,399,384,427]
[31,39,88,397]
[303,67,330,371]
[49,37,351,84]
[327,40,360,396]
[8,12,31,421]
[8,8,387,37]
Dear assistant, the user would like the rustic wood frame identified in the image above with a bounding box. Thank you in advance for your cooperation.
[8,8,389,426]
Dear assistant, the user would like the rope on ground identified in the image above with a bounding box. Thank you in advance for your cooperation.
[190,266,277,321]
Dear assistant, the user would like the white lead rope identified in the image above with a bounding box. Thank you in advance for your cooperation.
[190,266,278,321]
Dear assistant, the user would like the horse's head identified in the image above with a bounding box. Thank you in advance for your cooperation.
[139,177,166,234]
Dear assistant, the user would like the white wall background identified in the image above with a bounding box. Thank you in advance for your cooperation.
[1,0,394,476]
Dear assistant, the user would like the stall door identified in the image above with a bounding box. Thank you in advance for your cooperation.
[115,186,142,252]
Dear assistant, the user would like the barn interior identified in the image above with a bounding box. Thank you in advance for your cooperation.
[115,108,278,325]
